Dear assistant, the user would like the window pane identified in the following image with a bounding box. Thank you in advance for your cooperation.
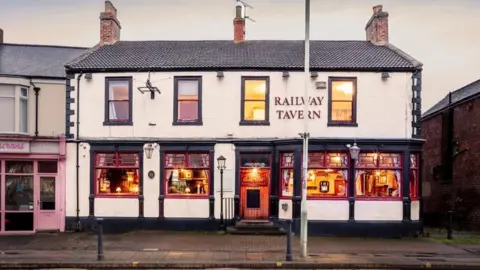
[108,80,129,101]
[307,169,347,197]
[244,101,266,121]
[188,153,209,168]
[178,101,198,121]
[331,101,352,121]
[5,175,34,210]
[6,161,34,173]
[97,168,139,195]
[21,88,28,97]
[281,169,294,196]
[240,153,270,168]
[409,170,418,198]
[0,85,15,96]
[0,97,15,132]
[244,80,266,100]
[165,153,186,168]
[38,161,58,173]
[20,98,28,133]
[178,80,198,99]
[280,153,294,167]
[39,176,55,210]
[331,81,354,100]
[108,100,129,120]
[166,169,209,195]
[378,153,402,168]
[355,170,401,197]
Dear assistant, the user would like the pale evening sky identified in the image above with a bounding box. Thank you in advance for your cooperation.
[0,0,479,110]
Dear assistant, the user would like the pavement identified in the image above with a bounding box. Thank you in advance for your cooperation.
[0,231,479,269]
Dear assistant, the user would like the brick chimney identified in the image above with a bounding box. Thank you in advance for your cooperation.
[0,28,3,44]
[233,4,245,43]
[100,1,121,44]
[365,5,389,45]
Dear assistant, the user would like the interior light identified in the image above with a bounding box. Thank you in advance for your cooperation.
[337,82,353,94]
[256,83,266,93]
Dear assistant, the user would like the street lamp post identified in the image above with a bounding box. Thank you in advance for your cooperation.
[300,0,311,259]
[217,155,226,230]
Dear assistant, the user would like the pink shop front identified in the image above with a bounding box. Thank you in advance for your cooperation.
[0,137,66,234]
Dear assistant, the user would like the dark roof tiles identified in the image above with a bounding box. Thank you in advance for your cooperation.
[66,40,420,71]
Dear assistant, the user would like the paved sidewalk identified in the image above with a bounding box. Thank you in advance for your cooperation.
[0,231,478,269]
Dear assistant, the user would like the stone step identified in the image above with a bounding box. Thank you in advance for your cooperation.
[226,226,286,236]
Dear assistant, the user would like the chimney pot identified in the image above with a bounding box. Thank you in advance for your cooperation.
[365,4,389,45]
[233,4,245,43]
[100,0,121,45]
[0,28,3,44]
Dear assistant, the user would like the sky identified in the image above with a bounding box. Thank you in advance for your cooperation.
[1,0,479,110]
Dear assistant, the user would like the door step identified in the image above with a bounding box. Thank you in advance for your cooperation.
[227,220,286,235]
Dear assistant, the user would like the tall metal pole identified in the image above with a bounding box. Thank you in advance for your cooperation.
[300,0,310,259]
[220,168,224,230]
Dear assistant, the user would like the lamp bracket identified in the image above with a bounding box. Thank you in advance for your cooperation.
[137,72,161,100]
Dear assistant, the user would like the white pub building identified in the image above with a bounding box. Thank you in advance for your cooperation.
[64,1,424,237]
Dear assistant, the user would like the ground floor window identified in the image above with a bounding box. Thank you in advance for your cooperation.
[355,153,402,198]
[95,152,140,197]
[410,153,419,199]
[0,159,58,231]
[164,152,210,197]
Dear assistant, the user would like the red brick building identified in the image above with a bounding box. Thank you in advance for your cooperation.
[421,79,480,230]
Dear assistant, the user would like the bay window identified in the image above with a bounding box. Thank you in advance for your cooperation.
[95,152,140,197]
[355,153,402,198]
[104,77,132,125]
[164,152,210,197]
[410,153,419,199]
[280,153,294,197]
[307,152,348,198]
[0,84,28,133]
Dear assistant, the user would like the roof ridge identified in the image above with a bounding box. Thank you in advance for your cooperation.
[383,43,423,69]
[0,43,88,50]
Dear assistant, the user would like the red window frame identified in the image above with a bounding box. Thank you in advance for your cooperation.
[410,153,419,200]
[164,152,210,199]
[305,151,349,200]
[279,152,294,199]
[94,152,140,198]
[355,152,402,201]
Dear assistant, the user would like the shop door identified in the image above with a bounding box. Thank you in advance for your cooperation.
[35,176,57,231]
[239,167,270,220]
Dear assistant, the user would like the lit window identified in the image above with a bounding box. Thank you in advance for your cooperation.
[410,153,419,199]
[280,153,294,197]
[0,85,28,133]
[328,78,356,125]
[105,78,131,124]
[241,77,269,124]
[355,153,402,198]
[164,153,210,197]
[95,152,140,197]
[307,152,348,198]
[174,77,202,124]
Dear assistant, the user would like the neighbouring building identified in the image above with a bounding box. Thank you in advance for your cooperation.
[421,79,480,230]
[64,1,423,237]
[0,29,86,233]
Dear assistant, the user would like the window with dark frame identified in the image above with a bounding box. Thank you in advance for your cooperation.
[94,152,140,197]
[328,77,357,126]
[280,153,294,197]
[410,153,419,199]
[355,153,402,198]
[164,152,210,197]
[174,77,202,125]
[105,77,132,124]
[241,77,269,124]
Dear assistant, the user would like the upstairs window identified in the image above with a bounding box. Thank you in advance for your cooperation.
[328,77,357,126]
[240,77,270,125]
[173,77,202,125]
[0,84,28,133]
[104,77,132,125]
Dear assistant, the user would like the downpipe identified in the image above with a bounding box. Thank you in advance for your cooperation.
[75,73,83,231]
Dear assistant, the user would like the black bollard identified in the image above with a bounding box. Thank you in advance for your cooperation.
[285,219,292,261]
[97,218,105,261]
[447,211,453,240]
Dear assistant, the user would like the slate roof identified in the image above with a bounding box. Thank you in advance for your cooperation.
[0,43,87,78]
[65,40,422,72]
[422,79,480,119]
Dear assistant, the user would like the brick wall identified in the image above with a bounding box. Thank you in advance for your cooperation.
[422,96,480,229]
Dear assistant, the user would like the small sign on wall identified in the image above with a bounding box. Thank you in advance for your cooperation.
[0,141,30,154]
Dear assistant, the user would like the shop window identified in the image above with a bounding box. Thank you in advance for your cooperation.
[104,77,132,125]
[240,77,270,125]
[410,154,419,199]
[328,77,357,126]
[95,152,140,197]
[38,161,58,174]
[280,153,294,197]
[307,152,348,198]
[164,153,210,197]
[173,77,202,125]
[355,153,402,198]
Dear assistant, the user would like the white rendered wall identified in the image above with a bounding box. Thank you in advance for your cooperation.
[307,200,350,220]
[355,201,403,221]
[411,200,420,221]
[213,143,236,219]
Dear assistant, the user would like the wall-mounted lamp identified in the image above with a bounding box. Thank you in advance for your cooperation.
[381,72,390,80]
[315,81,326,90]
[282,71,290,78]
[144,143,156,159]
[346,143,361,160]
[84,73,93,80]
[310,72,318,78]
[217,71,224,78]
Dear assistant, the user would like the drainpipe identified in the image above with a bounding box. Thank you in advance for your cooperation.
[75,73,83,229]
[29,80,41,137]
